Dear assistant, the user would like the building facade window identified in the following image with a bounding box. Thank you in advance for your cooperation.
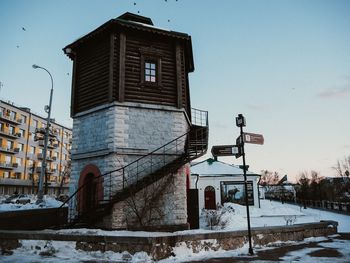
[19,129,25,137]
[6,140,14,150]
[9,111,16,120]
[145,62,157,82]
[3,171,10,178]
[30,146,36,154]
[18,143,24,151]
[16,157,22,166]
[140,48,162,87]
[5,155,12,164]
[21,114,27,124]
[9,126,15,135]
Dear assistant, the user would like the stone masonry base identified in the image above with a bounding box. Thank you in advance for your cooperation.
[0,221,338,260]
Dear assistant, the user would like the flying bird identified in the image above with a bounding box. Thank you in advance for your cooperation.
[16,45,20,48]
[22,27,26,31]
[133,2,136,5]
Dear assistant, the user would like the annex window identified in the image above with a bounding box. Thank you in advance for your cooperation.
[145,62,157,83]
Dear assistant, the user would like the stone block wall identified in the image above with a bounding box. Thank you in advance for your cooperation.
[69,102,190,229]
[102,163,189,230]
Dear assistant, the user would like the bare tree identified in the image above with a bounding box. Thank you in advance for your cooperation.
[124,173,175,228]
[333,155,350,178]
[260,170,280,185]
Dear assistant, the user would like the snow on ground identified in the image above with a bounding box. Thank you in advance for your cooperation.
[1,200,350,262]
[0,240,151,263]
[199,200,350,233]
[0,195,64,212]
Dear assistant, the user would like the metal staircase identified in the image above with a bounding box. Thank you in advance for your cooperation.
[58,108,208,227]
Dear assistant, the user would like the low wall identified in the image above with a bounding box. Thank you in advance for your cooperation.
[0,220,338,260]
[0,207,68,230]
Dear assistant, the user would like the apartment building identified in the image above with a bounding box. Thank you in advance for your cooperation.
[0,100,72,196]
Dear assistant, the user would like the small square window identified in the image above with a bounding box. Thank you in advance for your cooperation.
[145,61,157,83]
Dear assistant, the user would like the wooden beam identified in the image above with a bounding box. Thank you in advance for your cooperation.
[175,42,183,108]
[70,54,77,117]
[108,33,116,102]
[118,32,126,102]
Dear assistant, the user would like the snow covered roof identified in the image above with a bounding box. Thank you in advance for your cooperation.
[191,158,260,177]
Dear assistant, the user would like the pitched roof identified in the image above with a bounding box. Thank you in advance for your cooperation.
[191,158,260,176]
[63,12,194,71]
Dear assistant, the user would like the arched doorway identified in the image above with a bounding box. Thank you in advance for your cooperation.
[78,164,103,214]
[204,186,216,210]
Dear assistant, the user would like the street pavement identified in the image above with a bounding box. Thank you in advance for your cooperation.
[188,233,350,262]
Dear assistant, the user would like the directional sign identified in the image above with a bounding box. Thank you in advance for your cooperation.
[211,145,241,157]
[243,132,264,145]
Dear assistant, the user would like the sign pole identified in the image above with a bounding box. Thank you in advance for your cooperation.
[237,114,254,255]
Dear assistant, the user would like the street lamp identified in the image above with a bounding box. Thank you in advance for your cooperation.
[32,64,53,203]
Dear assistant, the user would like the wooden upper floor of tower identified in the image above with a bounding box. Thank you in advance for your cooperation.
[64,12,194,117]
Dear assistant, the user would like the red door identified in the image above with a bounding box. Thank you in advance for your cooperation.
[204,186,216,210]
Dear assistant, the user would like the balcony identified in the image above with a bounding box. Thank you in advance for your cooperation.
[48,142,59,149]
[38,139,59,149]
[34,134,44,141]
[35,127,58,138]
[0,130,21,139]
[37,153,54,162]
[0,162,14,169]
[0,112,22,125]
[46,169,57,174]
[0,146,19,154]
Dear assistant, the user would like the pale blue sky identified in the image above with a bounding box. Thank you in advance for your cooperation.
[1,0,349,181]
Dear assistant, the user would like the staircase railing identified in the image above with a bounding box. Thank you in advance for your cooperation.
[58,108,208,226]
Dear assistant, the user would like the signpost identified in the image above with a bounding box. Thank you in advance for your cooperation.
[235,114,264,255]
[211,114,264,256]
[243,132,264,145]
[211,145,241,158]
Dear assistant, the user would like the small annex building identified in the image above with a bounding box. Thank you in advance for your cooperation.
[190,158,261,211]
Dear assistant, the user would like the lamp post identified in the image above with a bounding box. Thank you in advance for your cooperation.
[32,64,53,203]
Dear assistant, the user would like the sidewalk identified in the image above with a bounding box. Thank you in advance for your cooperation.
[189,233,350,262]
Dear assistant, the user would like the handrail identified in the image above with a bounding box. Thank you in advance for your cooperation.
[58,108,209,225]
[59,129,192,209]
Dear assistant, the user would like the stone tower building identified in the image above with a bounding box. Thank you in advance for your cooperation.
[63,13,208,230]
